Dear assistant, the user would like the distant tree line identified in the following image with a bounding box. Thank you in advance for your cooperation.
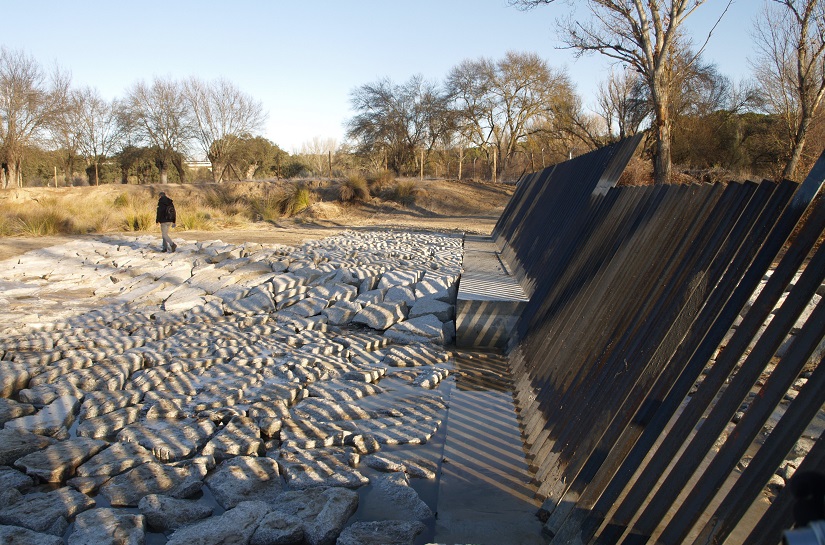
[0,49,298,188]
[1,0,823,188]
[348,0,825,184]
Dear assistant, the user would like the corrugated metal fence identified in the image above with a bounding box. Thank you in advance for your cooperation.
[494,138,825,544]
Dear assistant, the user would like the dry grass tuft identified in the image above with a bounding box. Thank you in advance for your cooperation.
[382,180,422,205]
[0,177,510,237]
[339,175,370,202]
[279,183,313,216]
[251,189,284,223]
[366,170,395,192]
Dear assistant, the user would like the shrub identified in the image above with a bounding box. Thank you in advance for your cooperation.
[283,160,311,179]
[113,193,130,208]
[617,156,653,186]
[15,208,73,236]
[252,189,284,222]
[339,174,370,202]
[279,183,312,216]
[0,214,14,236]
[366,170,395,191]
[49,193,119,234]
[204,185,247,215]
[86,211,118,233]
[122,208,155,232]
[384,181,419,205]
[178,210,214,231]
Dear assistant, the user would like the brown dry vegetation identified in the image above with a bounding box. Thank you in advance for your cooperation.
[0,178,515,261]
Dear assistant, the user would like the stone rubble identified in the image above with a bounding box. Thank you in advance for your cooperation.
[138,493,214,532]
[0,524,65,545]
[363,453,438,479]
[368,473,434,520]
[99,460,207,507]
[336,520,426,545]
[703,268,825,500]
[0,429,55,465]
[0,465,34,492]
[204,455,283,509]
[165,500,272,545]
[67,507,146,545]
[14,436,107,482]
[0,487,95,536]
[0,230,463,544]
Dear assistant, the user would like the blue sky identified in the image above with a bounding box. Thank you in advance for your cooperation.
[5,0,760,154]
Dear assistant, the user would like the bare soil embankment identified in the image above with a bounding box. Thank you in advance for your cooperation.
[0,178,514,261]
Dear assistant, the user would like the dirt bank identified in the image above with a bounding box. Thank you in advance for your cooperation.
[0,178,510,261]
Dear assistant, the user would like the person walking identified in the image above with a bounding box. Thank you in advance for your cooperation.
[156,191,177,252]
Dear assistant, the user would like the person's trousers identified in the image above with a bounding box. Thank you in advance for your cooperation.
[160,222,175,251]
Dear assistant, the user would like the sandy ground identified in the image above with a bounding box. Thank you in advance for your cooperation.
[0,178,510,261]
[0,215,501,263]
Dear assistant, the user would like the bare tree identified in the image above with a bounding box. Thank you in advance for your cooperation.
[300,136,337,176]
[752,0,825,180]
[446,51,576,178]
[113,103,144,184]
[50,92,82,186]
[0,47,69,188]
[547,92,607,151]
[511,0,731,184]
[123,77,192,184]
[347,75,453,175]
[184,77,267,183]
[596,67,648,140]
[672,55,727,119]
[632,49,735,119]
[59,87,122,185]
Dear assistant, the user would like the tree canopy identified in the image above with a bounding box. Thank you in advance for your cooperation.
[346,75,454,174]
[2,2,824,190]
[509,0,732,184]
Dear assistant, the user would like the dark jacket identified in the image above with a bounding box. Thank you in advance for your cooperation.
[156,195,176,224]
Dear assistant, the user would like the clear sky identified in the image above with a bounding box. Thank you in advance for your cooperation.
[5,0,761,155]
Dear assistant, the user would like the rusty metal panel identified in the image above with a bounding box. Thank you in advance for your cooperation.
[530,183,728,490]
[674,268,825,544]
[527,184,712,461]
[591,168,825,545]
[494,134,643,292]
[536,181,758,505]
[500,146,825,544]
[508,184,658,441]
[742,432,825,544]
[514,184,671,458]
[547,178,796,544]
[609,178,825,545]
[522,185,704,438]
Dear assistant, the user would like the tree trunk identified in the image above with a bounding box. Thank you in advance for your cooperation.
[6,157,21,189]
[155,158,169,184]
[653,126,672,185]
[172,156,187,183]
[783,114,812,181]
[85,162,102,186]
[211,161,224,183]
[65,156,76,186]
[86,164,97,186]
[652,92,672,185]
